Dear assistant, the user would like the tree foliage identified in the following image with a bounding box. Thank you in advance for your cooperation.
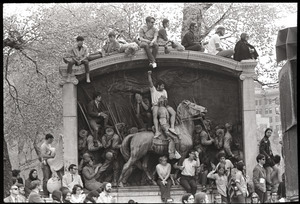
[3,3,297,169]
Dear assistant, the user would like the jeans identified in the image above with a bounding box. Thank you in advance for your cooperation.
[67,59,89,74]
[157,178,172,201]
[140,42,158,63]
[185,44,204,52]
[217,49,234,58]
[41,163,52,196]
[180,175,197,195]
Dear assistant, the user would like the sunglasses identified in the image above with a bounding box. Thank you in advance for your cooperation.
[11,188,18,190]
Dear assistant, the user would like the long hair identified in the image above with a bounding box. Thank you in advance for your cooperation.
[264,128,273,137]
[28,169,39,181]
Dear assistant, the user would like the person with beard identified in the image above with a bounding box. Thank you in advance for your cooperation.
[96,182,116,203]
[233,33,259,62]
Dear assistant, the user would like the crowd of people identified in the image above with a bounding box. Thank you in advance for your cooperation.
[63,16,259,83]
[5,123,285,203]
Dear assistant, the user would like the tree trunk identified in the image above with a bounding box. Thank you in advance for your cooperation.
[181,3,213,40]
[3,138,12,197]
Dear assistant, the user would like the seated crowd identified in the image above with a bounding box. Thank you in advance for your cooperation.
[63,16,258,83]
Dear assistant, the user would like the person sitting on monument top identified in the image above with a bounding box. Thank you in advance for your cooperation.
[63,36,91,83]
[157,18,185,54]
[157,95,180,160]
[148,70,177,138]
[181,22,205,52]
[139,16,159,68]
[87,91,109,140]
[206,26,234,58]
[133,93,152,131]
[99,127,122,187]
[233,33,259,62]
[102,31,121,57]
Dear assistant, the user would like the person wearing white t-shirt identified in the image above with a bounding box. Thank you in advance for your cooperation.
[207,26,234,58]
[148,70,177,138]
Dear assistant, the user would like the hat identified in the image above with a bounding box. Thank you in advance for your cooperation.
[105,127,114,136]
[82,153,91,160]
[79,129,88,137]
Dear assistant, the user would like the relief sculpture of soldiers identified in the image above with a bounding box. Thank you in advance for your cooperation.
[4,3,297,204]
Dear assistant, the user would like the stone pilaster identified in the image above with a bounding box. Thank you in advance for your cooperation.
[239,60,258,179]
[60,76,78,170]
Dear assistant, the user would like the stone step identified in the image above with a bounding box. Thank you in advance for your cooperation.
[111,185,218,203]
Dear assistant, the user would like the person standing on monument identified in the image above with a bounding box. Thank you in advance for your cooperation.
[139,16,159,68]
[64,36,91,83]
[148,70,177,138]
[99,127,122,187]
[40,133,55,197]
[133,93,152,131]
[259,128,274,191]
[223,123,236,160]
[270,155,282,194]
[87,91,109,140]
[207,26,234,58]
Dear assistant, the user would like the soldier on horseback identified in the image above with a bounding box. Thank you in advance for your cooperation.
[157,95,181,160]
[147,70,177,138]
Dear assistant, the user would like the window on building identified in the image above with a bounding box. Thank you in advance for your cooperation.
[276,116,280,122]
[270,126,273,130]
[256,109,258,114]
[265,108,268,114]
[269,108,272,114]
[256,100,258,106]
[264,98,268,105]
[269,117,273,123]
[269,99,272,104]
[259,109,262,114]
[276,125,279,130]
[275,107,280,114]
[259,100,262,105]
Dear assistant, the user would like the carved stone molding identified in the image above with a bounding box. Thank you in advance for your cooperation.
[239,73,258,81]
[59,76,78,86]
[59,49,260,82]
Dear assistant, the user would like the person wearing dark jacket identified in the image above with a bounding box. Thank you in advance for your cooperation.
[181,22,204,51]
[233,33,259,61]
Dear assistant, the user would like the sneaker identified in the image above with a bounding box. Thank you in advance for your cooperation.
[152,62,157,68]
[154,132,161,138]
[169,128,178,135]
[86,77,91,83]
